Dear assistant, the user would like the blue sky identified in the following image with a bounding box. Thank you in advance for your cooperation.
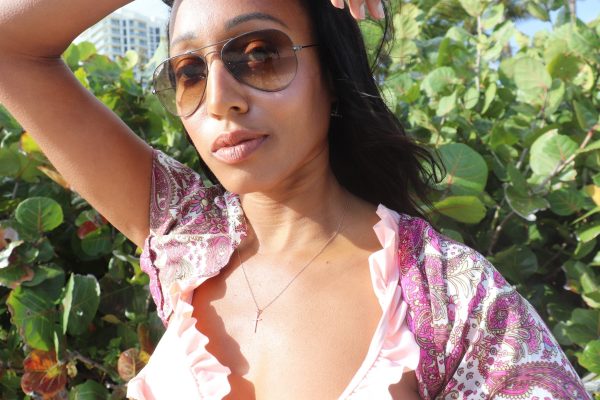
[123,0,599,36]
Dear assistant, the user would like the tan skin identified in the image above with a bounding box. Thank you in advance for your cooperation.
[0,0,419,398]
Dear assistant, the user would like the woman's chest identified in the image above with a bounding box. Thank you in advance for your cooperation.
[191,253,383,399]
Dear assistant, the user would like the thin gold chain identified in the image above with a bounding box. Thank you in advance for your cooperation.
[237,203,348,333]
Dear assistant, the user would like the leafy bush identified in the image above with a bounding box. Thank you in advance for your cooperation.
[0,0,599,398]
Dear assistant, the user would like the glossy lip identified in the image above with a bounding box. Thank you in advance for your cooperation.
[211,130,268,152]
[211,130,268,164]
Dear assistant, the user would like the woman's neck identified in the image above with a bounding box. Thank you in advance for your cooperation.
[238,168,352,255]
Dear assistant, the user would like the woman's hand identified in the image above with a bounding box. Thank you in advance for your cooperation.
[330,0,385,20]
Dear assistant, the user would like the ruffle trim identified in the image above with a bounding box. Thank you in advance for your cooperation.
[141,188,246,326]
[338,204,420,399]
[127,277,232,399]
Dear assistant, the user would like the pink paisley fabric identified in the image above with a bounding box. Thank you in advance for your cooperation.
[128,149,589,399]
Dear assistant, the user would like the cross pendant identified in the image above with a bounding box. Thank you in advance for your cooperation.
[253,309,263,333]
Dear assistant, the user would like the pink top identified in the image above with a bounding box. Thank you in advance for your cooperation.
[126,149,420,399]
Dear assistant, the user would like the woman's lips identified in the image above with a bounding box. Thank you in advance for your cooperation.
[213,132,267,164]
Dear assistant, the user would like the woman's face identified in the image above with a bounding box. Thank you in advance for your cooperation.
[169,0,334,195]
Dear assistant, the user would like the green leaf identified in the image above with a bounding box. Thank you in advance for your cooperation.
[481,82,496,114]
[562,308,600,347]
[62,274,101,336]
[393,13,419,40]
[119,50,139,71]
[545,80,565,117]
[62,43,80,70]
[68,380,108,400]
[577,224,600,243]
[0,264,34,288]
[529,130,578,177]
[493,245,538,282]
[574,100,599,132]
[15,197,64,233]
[0,148,20,177]
[548,54,582,81]
[421,67,457,97]
[513,57,552,105]
[481,4,504,30]
[504,186,549,222]
[436,90,457,116]
[458,0,486,17]
[437,143,488,195]
[526,2,549,21]
[547,188,585,216]
[578,340,600,374]
[7,286,57,351]
[76,42,97,62]
[506,164,528,196]
[81,227,112,257]
[22,265,64,288]
[463,86,479,109]
[433,195,486,224]
[574,238,596,260]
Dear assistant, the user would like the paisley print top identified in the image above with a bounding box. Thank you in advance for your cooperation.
[130,149,589,400]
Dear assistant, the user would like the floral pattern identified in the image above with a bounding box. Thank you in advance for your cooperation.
[396,215,590,399]
[139,149,589,399]
[140,150,246,324]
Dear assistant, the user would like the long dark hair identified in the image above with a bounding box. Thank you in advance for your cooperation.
[160,0,441,219]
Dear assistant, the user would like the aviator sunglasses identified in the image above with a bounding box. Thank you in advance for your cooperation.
[152,29,318,117]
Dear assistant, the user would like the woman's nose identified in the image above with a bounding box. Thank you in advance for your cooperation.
[203,55,249,118]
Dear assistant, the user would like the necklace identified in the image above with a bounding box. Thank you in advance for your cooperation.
[237,205,347,333]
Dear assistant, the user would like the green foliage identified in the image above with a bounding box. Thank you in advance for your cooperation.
[0,42,184,398]
[0,0,598,398]
[361,0,600,395]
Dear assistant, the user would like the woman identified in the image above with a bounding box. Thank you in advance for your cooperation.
[0,0,589,399]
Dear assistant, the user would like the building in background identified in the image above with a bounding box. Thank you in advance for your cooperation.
[76,9,167,67]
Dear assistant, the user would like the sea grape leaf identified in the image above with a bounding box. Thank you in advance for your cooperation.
[117,348,148,382]
[504,186,548,222]
[547,188,585,216]
[513,57,552,105]
[81,227,112,257]
[458,0,486,17]
[421,67,457,97]
[21,350,67,399]
[437,143,488,195]
[578,340,600,374]
[62,274,101,336]
[548,54,582,81]
[68,380,108,400]
[529,130,578,177]
[7,286,57,351]
[433,195,486,224]
[574,100,599,132]
[492,245,538,283]
[15,197,64,233]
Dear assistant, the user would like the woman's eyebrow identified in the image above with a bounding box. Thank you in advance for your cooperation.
[171,12,288,48]
[225,12,289,30]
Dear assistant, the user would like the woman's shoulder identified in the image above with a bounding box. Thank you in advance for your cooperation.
[385,207,589,399]
[140,149,247,324]
[148,148,244,237]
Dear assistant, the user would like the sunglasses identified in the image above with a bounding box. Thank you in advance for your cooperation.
[152,29,318,117]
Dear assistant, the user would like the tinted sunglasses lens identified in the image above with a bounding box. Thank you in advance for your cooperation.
[224,29,298,91]
[152,29,299,116]
[153,54,207,117]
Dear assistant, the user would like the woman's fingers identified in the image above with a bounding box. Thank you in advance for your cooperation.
[330,0,345,8]
[347,0,366,20]
[330,0,385,20]
[366,0,385,19]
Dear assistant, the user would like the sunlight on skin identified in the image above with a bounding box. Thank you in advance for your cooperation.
[329,0,385,21]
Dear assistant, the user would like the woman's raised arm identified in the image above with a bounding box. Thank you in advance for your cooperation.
[0,0,153,248]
